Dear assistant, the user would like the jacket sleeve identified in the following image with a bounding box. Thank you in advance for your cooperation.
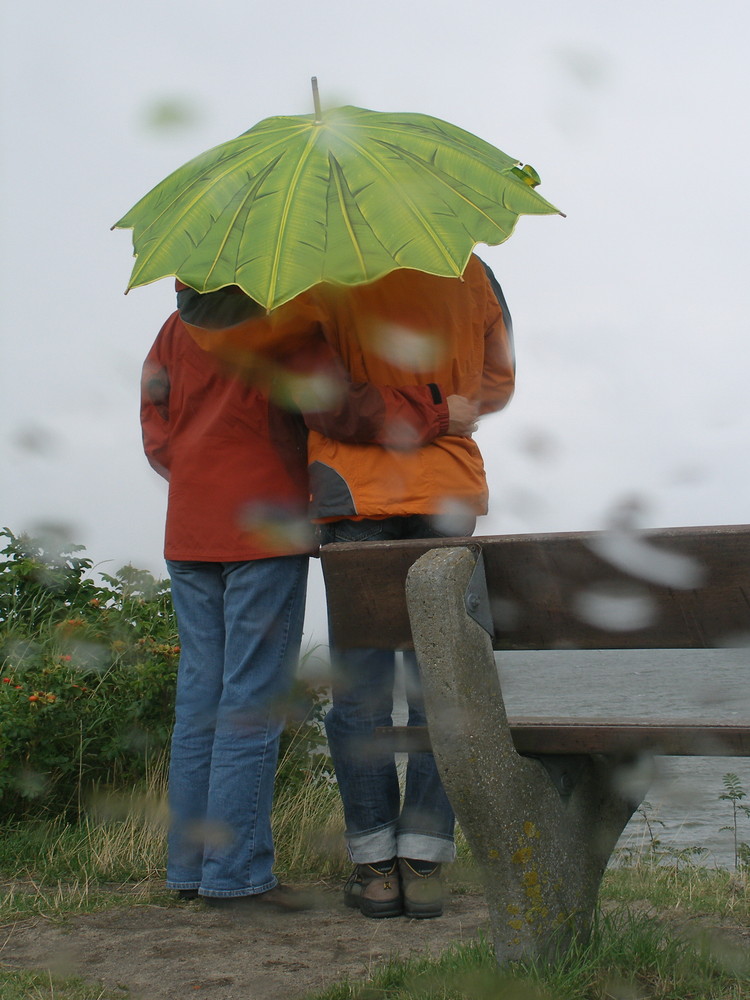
[273,337,450,449]
[478,261,516,416]
[175,286,450,449]
[140,322,173,481]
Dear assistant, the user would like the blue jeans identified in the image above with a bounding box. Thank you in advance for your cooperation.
[320,514,475,864]
[165,556,308,897]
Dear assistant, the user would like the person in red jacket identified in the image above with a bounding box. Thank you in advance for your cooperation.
[141,310,475,910]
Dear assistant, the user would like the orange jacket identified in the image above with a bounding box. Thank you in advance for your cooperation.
[303,256,515,519]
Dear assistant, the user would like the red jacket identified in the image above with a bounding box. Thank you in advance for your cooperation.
[141,312,311,561]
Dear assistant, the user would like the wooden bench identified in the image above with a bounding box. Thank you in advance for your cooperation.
[320,524,750,962]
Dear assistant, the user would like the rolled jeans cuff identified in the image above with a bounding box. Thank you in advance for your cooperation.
[397,833,456,864]
[346,822,398,863]
[346,824,456,864]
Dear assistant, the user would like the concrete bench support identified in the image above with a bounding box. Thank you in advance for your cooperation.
[405,546,651,963]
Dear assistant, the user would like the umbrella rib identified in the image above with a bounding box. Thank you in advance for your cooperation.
[124,134,302,282]
[324,124,464,276]
[265,128,321,307]
[200,167,276,289]
[329,157,368,277]
[125,144,254,241]
[373,140,524,239]
[337,116,518,173]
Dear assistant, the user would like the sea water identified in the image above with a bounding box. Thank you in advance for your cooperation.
[389,648,750,868]
[495,648,750,868]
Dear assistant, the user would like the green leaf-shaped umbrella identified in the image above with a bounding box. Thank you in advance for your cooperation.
[114,82,563,311]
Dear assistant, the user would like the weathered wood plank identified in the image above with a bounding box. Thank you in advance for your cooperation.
[375,720,750,756]
[321,524,750,651]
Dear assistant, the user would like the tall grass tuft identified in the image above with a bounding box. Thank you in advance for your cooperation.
[272,729,348,880]
[1,717,347,925]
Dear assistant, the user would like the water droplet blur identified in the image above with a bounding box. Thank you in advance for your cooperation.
[553,46,611,89]
[574,583,657,631]
[12,424,60,456]
[588,529,706,589]
[66,640,110,672]
[279,372,344,411]
[370,323,444,372]
[237,504,315,554]
[140,97,203,134]
[517,428,560,462]
[432,499,476,537]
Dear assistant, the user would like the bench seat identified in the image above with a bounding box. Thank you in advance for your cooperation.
[378,720,750,756]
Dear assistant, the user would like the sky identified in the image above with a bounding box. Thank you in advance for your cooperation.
[2,0,749,645]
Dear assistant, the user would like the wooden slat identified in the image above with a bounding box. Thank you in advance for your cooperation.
[321,524,750,651]
[375,721,750,756]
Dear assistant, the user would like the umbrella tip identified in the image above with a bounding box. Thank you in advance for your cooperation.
[311,76,322,123]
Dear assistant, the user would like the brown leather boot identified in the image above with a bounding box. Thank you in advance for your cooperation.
[399,859,444,918]
[343,859,403,918]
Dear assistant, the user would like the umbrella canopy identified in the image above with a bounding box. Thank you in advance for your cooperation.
[114,91,563,311]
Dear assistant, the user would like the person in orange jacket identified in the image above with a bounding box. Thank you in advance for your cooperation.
[142,308,475,911]
[307,257,514,920]
[176,254,515,919]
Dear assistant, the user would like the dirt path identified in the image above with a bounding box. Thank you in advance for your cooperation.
[1,888,491,999]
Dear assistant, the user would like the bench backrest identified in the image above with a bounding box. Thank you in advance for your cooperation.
[320,524,750,651]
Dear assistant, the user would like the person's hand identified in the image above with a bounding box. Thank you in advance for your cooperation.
[446,395,480,437]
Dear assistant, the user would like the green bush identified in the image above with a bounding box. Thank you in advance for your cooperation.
[0,528,179,819]
[0,527,330,821]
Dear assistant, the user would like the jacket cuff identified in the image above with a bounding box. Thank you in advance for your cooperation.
[435,400,450,435]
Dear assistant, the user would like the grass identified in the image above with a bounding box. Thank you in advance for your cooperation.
[604,858,750,924]
[3,836,749,1000]
[297,845,750,1000]
[0,969,128,1000]
[306,908,750,1000]
[271,734,348,880]
[1,763,749,1000]
[0,743,347,926]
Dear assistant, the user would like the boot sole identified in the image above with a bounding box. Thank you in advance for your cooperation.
[345,894,403,918]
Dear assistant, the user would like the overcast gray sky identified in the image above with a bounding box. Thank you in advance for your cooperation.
[2,0,748,643]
